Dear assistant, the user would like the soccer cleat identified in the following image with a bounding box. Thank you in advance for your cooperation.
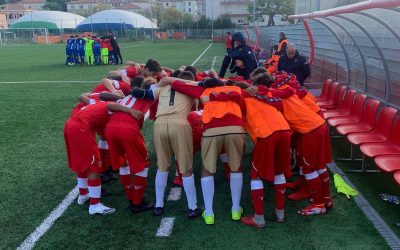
[241,215,265,228]
[275,209,285,223]
[286,179,301,190]
[130,200,154,213]
[172,176,183,187]
[153,207,164,216]
[77,194,90,205]
[298,204,326,216]
[89,203,116,215]
[202,212,215,225]
[231,207,243,221]
[287,189,311,201]
[187,207,203,219]
[310,197,333,210]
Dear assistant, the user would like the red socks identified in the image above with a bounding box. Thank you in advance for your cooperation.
[274,184,286,210]
[88,179,101,205]
[76,172,88,195]
[250,179,264,215]
[132,168,149,205]
[318,169,332,200]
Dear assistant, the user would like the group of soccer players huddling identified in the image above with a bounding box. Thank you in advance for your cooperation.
[65,32,122,66]
[64,58,332,228]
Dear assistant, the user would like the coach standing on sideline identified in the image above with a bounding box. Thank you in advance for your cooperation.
[108,31,123,64]
[218,32,233,78]
[278,43,311,86]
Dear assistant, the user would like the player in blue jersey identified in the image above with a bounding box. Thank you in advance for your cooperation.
[66,35,75,65]
[93,36,101,65]
[76,34,86,64]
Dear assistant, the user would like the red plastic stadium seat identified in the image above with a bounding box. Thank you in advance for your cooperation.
[319,85,347,110]
[347,107,397,145]
[323,89,356,119]
[336,99,380,135]
[316,79,333,102]
[317,82,339,106]
[360,117,400,157]
[327,94,367,127]
[375,155,400,172]
[394,172,400,185]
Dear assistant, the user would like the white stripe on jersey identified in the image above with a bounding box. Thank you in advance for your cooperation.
[113,80,120,89]
[117,95,137,108]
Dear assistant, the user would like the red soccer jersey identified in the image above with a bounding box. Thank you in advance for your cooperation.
[73,102,111,131]
[108,95,153,129]
[91,80,131,95]
[70,92,101,118]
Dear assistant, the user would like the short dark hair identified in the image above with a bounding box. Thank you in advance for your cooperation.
[227,32,231,35]
[225,79,237,86]
[250,67,268,81]
[130,76,144,88]
[171,69,182,78]
[144,59,162,73]
[178,71,194,81]
[252,73,274,87]
[184,66,197,76]
[202,78,224,88]
[234,81,251,89]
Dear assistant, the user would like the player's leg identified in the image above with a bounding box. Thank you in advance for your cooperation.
[170,119,201,218]
[200,136,223,224]
[224,134,244,221]
[153,119,173,215]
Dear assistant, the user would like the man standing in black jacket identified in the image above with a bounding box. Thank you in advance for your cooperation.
[278,43,311,85]
[108,31,123,64]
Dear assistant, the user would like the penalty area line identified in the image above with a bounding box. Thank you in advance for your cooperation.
[16,187,79,250]
[191,43,213,66]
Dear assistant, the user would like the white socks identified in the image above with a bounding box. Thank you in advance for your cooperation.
[201,176,214,216]
[155,170,168,208]
[182,174,198,210]
[230,172,243,212]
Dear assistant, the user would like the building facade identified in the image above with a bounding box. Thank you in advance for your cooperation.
[0,4,35,27]
[205,0,249,25]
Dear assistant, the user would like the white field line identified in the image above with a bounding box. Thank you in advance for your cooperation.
[211,56,217,69]
[17,111,150,249]
[191,43,213,66]
[155,217,175,237]
[16,187,79,250]
[121,43,149,49]
[167,187,182,201]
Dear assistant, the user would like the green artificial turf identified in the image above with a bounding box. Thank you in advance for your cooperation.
[0,41,392,249]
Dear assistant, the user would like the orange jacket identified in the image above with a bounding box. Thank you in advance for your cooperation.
[244,97,290,142]
[201,86,243,124]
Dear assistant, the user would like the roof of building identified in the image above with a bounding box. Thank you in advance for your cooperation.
[77,9,156,29]
[12,11,85,28]
[0,4,36,11]
[16,0,46,4]
[115,3,141,10]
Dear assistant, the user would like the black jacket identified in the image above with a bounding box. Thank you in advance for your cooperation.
[228,45,258,80]
[278,51,310,85]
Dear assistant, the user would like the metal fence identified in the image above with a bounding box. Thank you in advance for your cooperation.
[248,7,400,109]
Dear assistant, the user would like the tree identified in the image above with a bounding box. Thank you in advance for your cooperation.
[248,0,295,26]
[43,2,63,11]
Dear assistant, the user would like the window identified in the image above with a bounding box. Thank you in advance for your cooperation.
[80,5,83,9]
[70,5,74,9]
[189,8,191,12]
[189,2,191,6]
